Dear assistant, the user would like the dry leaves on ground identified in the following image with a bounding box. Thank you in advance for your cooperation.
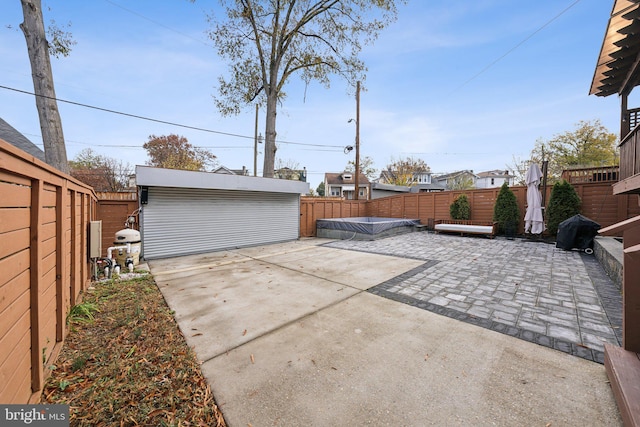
[42,274,226,427]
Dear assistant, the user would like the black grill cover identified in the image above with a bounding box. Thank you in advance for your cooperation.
[555,214,601,251]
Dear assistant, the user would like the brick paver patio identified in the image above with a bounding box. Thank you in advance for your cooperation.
[324,232,622,363]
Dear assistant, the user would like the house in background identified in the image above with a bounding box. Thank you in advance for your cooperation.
[324,171,370,200]
[275,166,307,182]
[476,169,514,189]
[213,165,249,176]
[433,170,478,190]
[378,168,433,186]
[374,168,445,197]
[370,182,445,199]
[0,117,45,161]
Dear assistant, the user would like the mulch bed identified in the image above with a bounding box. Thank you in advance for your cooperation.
[41,273,226,427]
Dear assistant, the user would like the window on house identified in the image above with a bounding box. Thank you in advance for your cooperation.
[491,178,495,185]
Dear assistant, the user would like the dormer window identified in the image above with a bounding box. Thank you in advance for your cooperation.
[342,173,352,180]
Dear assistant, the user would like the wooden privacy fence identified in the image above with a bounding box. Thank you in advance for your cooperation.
[301,183,640,237]
[95,191,138,257]
[0,139,97,404]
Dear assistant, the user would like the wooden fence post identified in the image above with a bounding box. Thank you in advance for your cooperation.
[29,178,43,394]
[55,186,66,343]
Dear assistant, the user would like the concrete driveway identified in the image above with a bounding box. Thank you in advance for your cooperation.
[149,238,621,426]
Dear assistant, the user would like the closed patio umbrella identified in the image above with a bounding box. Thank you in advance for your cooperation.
[524,163,545,234]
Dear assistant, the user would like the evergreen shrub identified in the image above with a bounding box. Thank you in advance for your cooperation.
[493,182,519,234]
[450,194,471,220]
[546,180,581,235]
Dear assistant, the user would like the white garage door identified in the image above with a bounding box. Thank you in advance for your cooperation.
[141,187,300,259]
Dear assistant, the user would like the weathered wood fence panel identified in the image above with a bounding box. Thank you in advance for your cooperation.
[299,198,367,237]
[95,192,138,257]
[301,183,639,237]
[0,139,96,404]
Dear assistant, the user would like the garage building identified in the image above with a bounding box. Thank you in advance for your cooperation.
[136,166,309,260]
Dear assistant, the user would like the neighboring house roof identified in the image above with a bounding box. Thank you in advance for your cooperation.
[212,165,249,175]
[370,181,445,199]
[371,182,411,193]
[433,170,478,181]
[325,172,370,186]
[409,182,446,192]
[0,117,46,161]
[377,170,394,183]
[477,169,514,179]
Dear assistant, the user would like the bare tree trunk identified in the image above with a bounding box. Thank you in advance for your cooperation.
[262,93,278,178]
[20,0,69,173]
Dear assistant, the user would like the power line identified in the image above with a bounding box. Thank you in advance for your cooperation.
[103,0,214,48]
[403,152,499,156]
[450,0,583,94]
[0,84,346,149]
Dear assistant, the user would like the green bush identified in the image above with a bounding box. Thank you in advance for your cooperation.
[450,194,471,220]
[493,182,519,234]
[546,180,581,235]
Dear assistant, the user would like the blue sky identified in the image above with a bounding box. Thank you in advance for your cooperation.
[0,0,625,189]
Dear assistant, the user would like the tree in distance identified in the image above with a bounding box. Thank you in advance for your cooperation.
[143,134,217,171]
[69,148,132,192]
[275,158,305,180]
[447,173,475,191]
[207,0,404,177]
[381,156,430,186]
[345,156,378,181]
[530,119,618,182]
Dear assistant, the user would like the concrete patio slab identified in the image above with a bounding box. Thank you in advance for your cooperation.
[150,240,424,361]
[203,292,619,426]
[148,237,622,426]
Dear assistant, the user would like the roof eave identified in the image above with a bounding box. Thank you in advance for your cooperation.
[590,0,640,97]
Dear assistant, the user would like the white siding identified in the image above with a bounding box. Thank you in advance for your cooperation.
[141,187,300,259]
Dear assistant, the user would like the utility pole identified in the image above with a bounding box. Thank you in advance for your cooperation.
[254,104,259,177]
[354,81,360,200]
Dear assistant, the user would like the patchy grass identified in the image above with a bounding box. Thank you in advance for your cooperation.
[66,301,99,325]
[42,274,226,427]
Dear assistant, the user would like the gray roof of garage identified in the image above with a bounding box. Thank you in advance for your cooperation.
[136,165,309,194]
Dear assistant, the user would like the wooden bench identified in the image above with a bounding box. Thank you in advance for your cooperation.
[433,220,498,238]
